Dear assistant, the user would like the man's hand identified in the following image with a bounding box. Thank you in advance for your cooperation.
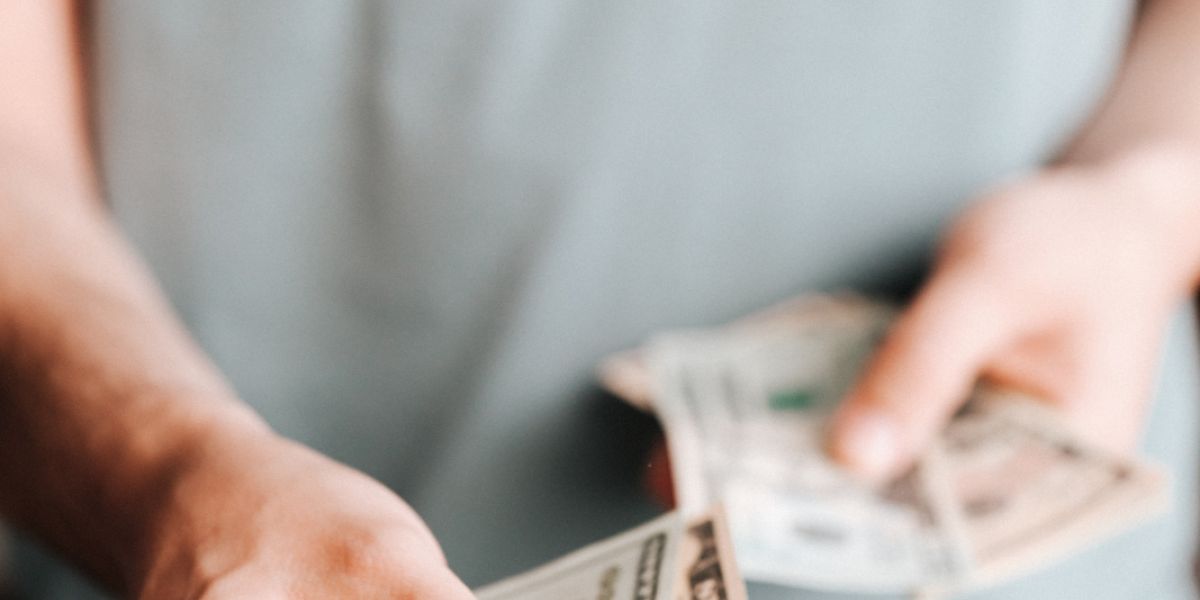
[0,5,474,597]
[830,0,1200,481]
[138,428,474,599]
[829,149,1200,480]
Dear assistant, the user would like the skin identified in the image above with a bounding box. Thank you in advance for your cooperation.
[0,1,1198,599]
[0,2,471,598]
[829,0,1200,479]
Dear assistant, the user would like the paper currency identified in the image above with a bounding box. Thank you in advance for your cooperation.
[673,508,748,600]
[935,393,1169,590]
[475,512,680,600]
[649,325,968,592]
[598,294,890,412]
[475,508,746,600]
[601,293,1170,595]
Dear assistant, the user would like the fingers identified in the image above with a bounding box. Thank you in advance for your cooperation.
[829,266,1017,480]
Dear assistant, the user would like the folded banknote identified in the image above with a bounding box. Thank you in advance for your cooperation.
[476,506,747,600]
[601,293,1169,596]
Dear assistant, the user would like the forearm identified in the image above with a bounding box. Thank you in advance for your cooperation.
[0,3,285,593]
[1065,0,1200,163]
[0,165,271,591]
[0,1,93,189]
[1048,0,1200,290]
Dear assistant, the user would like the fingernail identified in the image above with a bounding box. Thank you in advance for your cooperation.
[835,411,900,480]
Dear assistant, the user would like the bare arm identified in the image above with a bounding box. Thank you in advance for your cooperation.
[0,3,470,597]
[0,0,260,586]
[0,1,92,179]
[1067,0,1200,164]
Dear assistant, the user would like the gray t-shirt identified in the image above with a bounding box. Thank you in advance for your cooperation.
[13,1,1199,598]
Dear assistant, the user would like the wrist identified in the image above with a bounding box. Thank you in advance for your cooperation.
[1092,140,1200,201]
[1070,142,1200,293]
[119,402,276,593]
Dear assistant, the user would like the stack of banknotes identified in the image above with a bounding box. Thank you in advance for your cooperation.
[597,293,1170,596]
[476,506,748,600]
[474,293,1169,599]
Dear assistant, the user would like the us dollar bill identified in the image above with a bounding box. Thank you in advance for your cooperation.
[674,507,748,600]
[649,326,970,593]
[475,508,746,600]
[933,391,1169,591]
[603,293,1169,595]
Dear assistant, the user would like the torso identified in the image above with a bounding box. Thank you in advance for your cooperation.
[19,2,1187,598]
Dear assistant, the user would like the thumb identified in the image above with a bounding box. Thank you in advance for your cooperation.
[828,268,1015,480]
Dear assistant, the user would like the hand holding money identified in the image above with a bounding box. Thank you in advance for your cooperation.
[600,294,1170,595]
[830,165,1199,480]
